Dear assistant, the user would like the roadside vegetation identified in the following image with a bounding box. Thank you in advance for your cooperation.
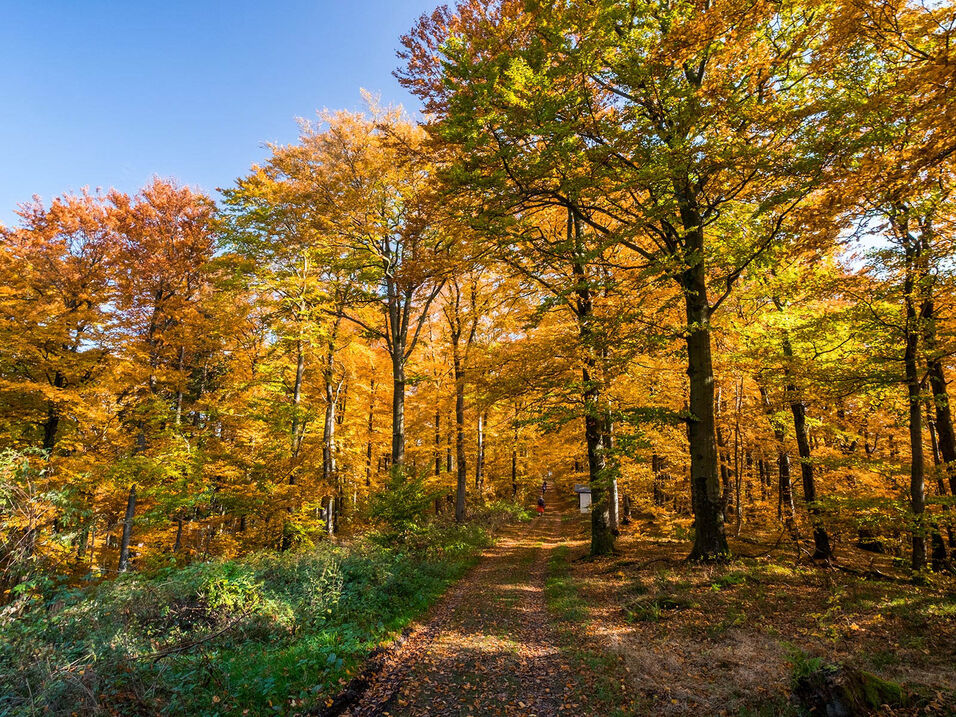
[0,481,528,716]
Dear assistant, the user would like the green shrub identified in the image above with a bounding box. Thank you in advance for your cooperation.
[0,522,492,716]
[367,468,443,545]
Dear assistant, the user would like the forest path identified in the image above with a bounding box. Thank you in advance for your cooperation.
[345,505,576,717]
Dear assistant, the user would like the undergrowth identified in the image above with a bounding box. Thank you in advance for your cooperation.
[0,520,497,715]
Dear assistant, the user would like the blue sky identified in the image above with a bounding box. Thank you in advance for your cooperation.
[0,1,437,225]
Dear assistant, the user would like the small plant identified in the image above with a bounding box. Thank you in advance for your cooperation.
[626,594,692,623]
[710,570,754,591]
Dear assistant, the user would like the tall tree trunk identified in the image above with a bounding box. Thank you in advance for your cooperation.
[453,344,467,522]
[925,397,956,550]
[917,219,956,493]
[175,345,185,426]
[42,370,65,451]
[920,224,956,555]
[446,408,454,474]
[771,296,833,559]
[365,377,375,488]
[475,410,486,494]
[733,380,743,535]
[435,405,442,478]
[511,414,519,500]
[682,257,727,560]
[900,219,926,572]
[759,386,797,534]
[391,352,406,469]
[788,391,833,560]
[715,388,733,521]
[652,454,666,506]
[570,209,614,556]
[118,485,136,573]
[291,336,306,463]
[322,393,337,532]
[604,410,619,531]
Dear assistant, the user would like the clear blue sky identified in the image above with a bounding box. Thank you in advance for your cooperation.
[0,1,437,225]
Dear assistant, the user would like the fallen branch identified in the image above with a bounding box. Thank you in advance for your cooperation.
[140,607,254,663]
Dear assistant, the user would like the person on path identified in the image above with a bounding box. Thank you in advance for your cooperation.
[536,495,545,516]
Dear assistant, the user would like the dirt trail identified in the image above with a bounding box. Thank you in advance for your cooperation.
[345,508,575,717]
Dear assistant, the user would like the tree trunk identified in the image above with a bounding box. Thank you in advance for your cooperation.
[511,417,519,500]
[919,219,956,499]
[759,386,797,534]
[570,209,614,556]
[291,337,305,461]
[475,410,486,495]
[604,410,619,531]
[770,297,834,559]
[391,352,406,469]
[652,454,666,506]
[446,409,454,474]
[41,370,66,452]
[435,405,442,478]
[789,393,833,560]
[682,258,728,560]
[323,387,337,492]
[900,220,926,572]
[454,345,467,522]
[118,485,136,573]
[366,377,376,488]
[734,381,743,535]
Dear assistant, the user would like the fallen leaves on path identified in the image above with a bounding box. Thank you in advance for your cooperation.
[343,513,574,717]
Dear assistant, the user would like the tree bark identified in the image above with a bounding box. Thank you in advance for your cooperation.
[788,391,833,560]
[570,209,614,556]
[475,410,486,495]
[365,377,375,488]
[511,412,519,500]
[759,385,797,534]
[391,351,406,470]
[118,485,136,573]
[604,410,619,531]
[453,344,467,522]
[435,405,442,478]
[899,217,927,572]
[682,254,727,560]
[770,295,833,559]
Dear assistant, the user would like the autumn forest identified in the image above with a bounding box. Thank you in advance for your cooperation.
[2,0,956,715]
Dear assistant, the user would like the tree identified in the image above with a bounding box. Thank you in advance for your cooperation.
[400,0,852,559]
[0,192,116,453]
[296,108,450,470]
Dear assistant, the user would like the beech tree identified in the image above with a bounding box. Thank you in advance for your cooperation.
[399,0,855,559]
[299,109,450,470]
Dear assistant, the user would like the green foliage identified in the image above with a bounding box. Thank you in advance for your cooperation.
[367,468,443,545]
[785,645,833,684]
[474,500,534,525]
[0,523,491,715]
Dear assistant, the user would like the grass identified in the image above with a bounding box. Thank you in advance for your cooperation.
[0,522,493,716]
[544,545,587,623]
[544,542,640,716]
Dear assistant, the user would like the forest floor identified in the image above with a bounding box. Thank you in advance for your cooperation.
[335,502,956,717]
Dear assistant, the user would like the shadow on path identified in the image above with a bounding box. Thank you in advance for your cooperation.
[346,510,574,717]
